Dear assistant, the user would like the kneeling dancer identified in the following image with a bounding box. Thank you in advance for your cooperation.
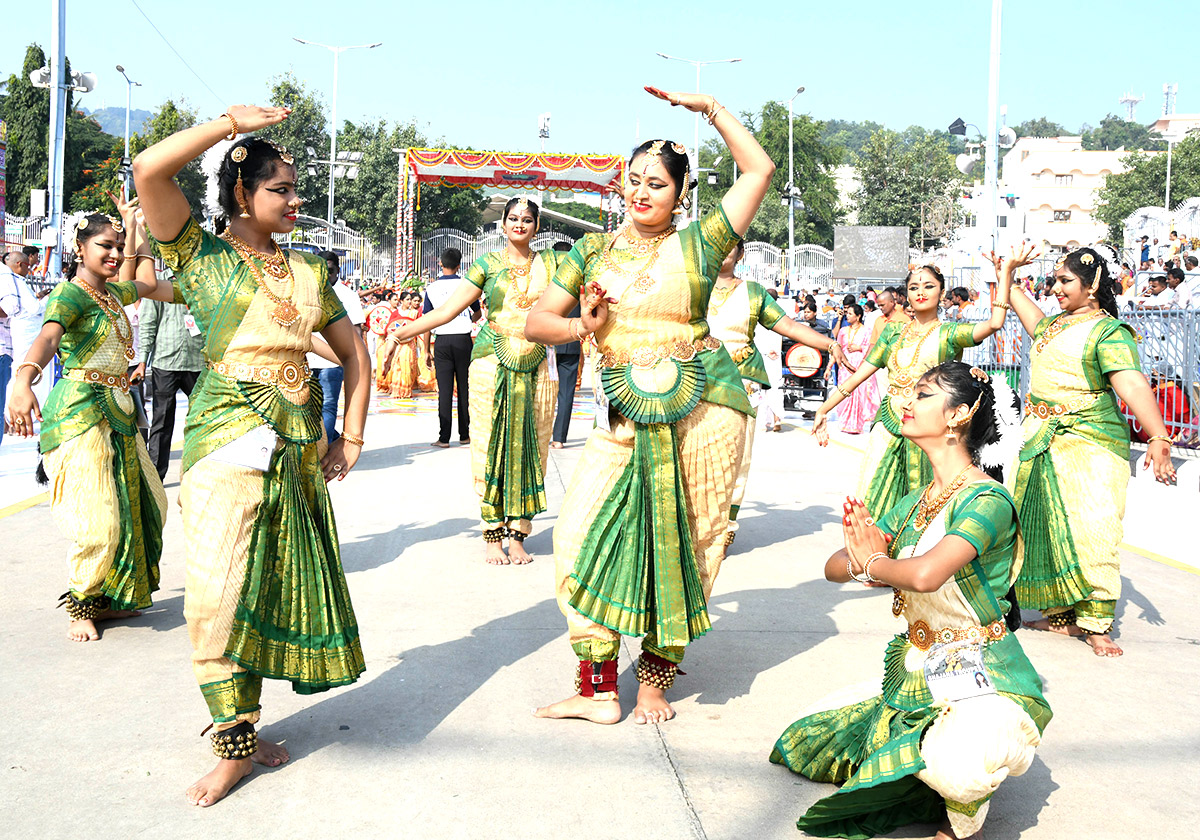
[771,362,1050,839]
[135,106,370,806]
[526,85,774,724]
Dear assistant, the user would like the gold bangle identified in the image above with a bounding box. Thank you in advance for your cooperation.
[220,113,238,141]
[836,384,851,398]
[991,301,1011,310]
[341,432,365,447]
[705,101,725,126]
[16,361,43,385]
[1147,435,1173,446]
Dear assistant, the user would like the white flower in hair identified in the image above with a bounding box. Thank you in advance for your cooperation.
[978,371,1023,471]
[202,138,237,218]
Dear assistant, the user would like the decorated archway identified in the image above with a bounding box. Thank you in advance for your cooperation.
[395,148,625,277]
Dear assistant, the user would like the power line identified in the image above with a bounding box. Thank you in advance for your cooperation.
[129,0,225,108]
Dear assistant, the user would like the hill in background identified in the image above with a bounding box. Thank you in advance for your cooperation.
[79,105,152,138]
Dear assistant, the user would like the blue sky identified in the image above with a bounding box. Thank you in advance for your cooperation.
[4,0,1193,157]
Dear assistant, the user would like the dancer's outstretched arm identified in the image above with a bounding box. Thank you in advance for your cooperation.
[985,244,1043,337]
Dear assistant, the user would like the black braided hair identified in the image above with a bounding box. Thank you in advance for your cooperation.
[1062,247,1119,318]
[920,361,1003,481]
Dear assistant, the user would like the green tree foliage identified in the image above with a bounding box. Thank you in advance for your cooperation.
[696,101,842,248]
[141,99,205,216]
[332,118,421,243]
[852,127,964,247]
[537,198,604,240]
[1094,134,1200,242]
[820,119,884,160]
[1014,117,1067,138]
[1082,114,1166,152]
[2,44,52,215]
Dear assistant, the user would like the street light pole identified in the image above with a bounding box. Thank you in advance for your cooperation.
[293,38,382,228]
[116,65,141,201]
[785,86,805,285]
[1165,136,1176,210]
[655,53,742,222]
[984,0,1003,252]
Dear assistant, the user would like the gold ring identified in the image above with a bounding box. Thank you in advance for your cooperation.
[864,517,875,526]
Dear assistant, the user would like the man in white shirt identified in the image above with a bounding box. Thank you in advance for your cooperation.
[423,247,480,448]
[1137,275,1173,309]
[306,251,366,443]
[1166,266,1193,309]
[0,251,23,445]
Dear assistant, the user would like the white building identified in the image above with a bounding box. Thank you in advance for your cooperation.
[950,136,1149,256]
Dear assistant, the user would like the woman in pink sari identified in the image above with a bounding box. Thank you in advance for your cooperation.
[835,303,878,433]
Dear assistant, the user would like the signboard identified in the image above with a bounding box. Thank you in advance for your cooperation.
[833,225,910,280]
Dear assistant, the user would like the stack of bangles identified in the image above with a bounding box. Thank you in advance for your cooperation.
[836,384,852,399]
[704,99,725,125]
[568,317,591,343]
[848,551,889,584]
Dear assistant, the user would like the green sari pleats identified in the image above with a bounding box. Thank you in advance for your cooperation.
[96,429,162,610]
[480,361,547,524]
[567,421,710,648]
[1012,426,1091,610]
[225,442,366,694]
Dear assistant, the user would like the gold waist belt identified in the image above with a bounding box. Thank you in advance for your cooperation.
[729,345,755,364]
[908,619,1006,651]
[1024,392,1101,419]
[63,367,130,393]
[598,335,721,369]
[207,358,310,393]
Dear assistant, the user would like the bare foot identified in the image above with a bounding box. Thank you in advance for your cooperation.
[632,683,676,725]
[485,541,510,566]
[508,540,533,565]
[1084,633,1123,657]
[68,618,99,642]
[533,693,621,725]
[1023,617,1084,637]
[251,738,290,767]
[185,758,252,807]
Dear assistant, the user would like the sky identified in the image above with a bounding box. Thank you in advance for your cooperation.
[3,0,1195,159]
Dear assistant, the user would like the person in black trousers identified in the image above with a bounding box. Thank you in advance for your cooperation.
[422,248,480,447]
[551,301,581,448]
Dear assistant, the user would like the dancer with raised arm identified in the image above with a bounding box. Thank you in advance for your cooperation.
[993,243,1176,658]
[5,201,172,643]
[383,197,562,565]
[813,266,1011,517]
[134,106,371,806]
[771,362,1050,840]
[708,238,851,545]
[526,86,774,725]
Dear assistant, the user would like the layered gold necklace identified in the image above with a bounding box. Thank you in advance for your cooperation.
[709,278,741,312]
[73,278,136,362]
[221,231,300,327]
[503,249,536,311]
[887,319,940,400]
[888,463,975,616]
[601,224,676,294]
[1033,308,1107,355]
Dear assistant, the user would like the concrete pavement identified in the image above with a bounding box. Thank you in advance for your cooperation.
[3,390,1199,839]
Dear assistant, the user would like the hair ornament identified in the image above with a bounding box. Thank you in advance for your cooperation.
[231,146,248,163]
[109,218,124,234]
[77,217,90,231]
[1079,252,1095,266]
[969,366,988,383]
[671,142,687,156]
[1054,255,1068,270]
[977,371,1022,470]
[641,140,666,174]
[513,197,530,214]
[268,142,294,165]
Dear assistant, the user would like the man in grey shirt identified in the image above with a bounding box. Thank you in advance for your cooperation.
[135,289,205,479]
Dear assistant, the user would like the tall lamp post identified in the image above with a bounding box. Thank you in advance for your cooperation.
[293,38,382,228]
[655,53,742,222]
[783,86,805,284]
[115,65,141,200]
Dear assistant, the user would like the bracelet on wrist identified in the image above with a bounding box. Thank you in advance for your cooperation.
[846,555,870,584]
[990,301,1011,311]
[16,361,44,385]
[864,552,888,584]
[221,113,239,141]
[340,432,365,447]
[1147,435,1172,446]
[836,384,851,399]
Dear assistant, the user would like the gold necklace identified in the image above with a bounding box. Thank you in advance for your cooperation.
[220,232,300,328]
[886,319,940,400]
[1032,309,1107,355]
[221,230,290,279]
[709,278,740,311]
[73,278,136,361]
[601,225,676,294]
[502,249,536,311]
[888,464,975,615]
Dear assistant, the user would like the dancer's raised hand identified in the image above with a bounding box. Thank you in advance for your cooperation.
[644,86,714,115]
[225,104,291,134]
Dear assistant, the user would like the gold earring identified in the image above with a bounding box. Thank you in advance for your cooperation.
[235,173,251,219]
[1088,286,1096,300]
[672,199,685,216]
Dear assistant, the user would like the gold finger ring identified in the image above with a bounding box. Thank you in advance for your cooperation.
[864,517,875,526]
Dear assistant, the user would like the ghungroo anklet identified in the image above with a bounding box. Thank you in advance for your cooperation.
[211,721,258,760]
[506,527,526,543]
[1079,625,1109,636]
[1047,609,1076,629]
[482,527,506,544]
[576,659,619,697]
[636,651,684,691]
[724,531,736,547]
[59,592,109,621]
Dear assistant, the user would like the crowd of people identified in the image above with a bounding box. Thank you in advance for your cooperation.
[0,87,1185,839]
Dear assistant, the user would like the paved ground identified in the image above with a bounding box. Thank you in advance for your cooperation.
[3,390,1199,839]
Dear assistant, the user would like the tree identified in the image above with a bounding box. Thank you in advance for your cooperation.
[820,119,885,160]
[2,44,52,215]
[64,110,117,211]
[330,118,421,243]
[258,73,330,217]
[140,99,206,217]
[539,198,604,240]
[696,101,843,248]
[1014,117,1067,138]
[1094,134,1200,242]
[1082,114,1166,152]
[852,127,964,247]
